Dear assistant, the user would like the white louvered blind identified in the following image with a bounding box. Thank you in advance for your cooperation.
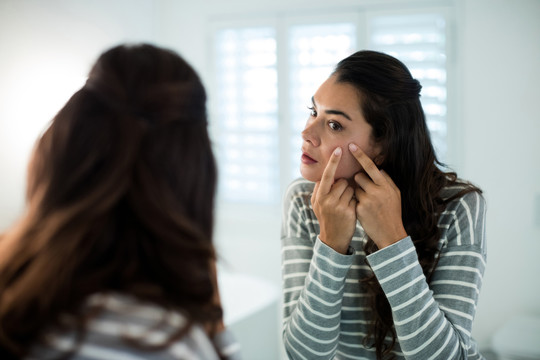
[213,10,450,205]
[368,13,448,160]
[287,23,357,181]
[213,28,278,203]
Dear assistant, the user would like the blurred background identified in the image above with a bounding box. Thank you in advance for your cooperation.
[1,0,539,359]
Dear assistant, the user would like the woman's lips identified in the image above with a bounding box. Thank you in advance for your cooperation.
[301,153,317,164]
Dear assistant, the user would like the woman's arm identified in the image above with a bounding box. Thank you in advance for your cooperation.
[348,143,487,358]
[367,191,487,359]
[281,179,355,360]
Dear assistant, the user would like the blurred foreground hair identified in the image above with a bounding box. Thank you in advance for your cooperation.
[0,43,219,357]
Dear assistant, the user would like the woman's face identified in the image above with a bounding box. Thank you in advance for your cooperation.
[300,75,381,182]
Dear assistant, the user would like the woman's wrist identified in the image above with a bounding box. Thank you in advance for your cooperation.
[319,233,351,255]
[374,227,408,249]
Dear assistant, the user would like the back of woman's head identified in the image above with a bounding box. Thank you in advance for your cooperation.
[0,44,218,355]
[32,43,215,233]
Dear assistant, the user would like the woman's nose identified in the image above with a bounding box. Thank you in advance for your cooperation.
[301,118,319,146]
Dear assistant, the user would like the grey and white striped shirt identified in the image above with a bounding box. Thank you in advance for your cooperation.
[27,293,242,360]
[281,178,487,359]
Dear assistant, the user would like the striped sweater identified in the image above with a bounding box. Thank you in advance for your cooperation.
[27,293,242,360]
[281,178,487,360]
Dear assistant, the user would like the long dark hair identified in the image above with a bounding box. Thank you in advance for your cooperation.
[334,50,481,359]
[0,44,220,358]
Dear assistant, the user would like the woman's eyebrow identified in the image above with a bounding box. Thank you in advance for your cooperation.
[311,96,352,121]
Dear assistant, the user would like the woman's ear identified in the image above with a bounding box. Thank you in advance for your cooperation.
[368,140,384,167]
[373,153,385,168]
[371,144,384,167]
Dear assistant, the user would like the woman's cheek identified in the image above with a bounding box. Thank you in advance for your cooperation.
[335,155,362,180]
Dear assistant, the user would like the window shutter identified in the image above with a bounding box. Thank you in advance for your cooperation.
[287,23,357,181]
[368,13,448,160]
[214,27,279,203]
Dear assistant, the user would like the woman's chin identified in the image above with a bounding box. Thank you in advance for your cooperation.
[300,168,320,183]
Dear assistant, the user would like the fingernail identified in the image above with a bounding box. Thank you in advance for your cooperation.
[334,147,342,156]
[349,143,358,152]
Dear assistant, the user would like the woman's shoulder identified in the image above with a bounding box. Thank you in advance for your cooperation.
[440,180,484,206]
[439,181,486,250]
[284,178,315,201]
[86,292,184,323]
[440,181,486,223]
[29,293,224,360]
[282,178,315,212]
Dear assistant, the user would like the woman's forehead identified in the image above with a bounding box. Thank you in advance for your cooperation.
[313,77,363,116]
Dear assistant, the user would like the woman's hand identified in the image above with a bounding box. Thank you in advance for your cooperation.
[348,143,407,249]
[311,147,357,254]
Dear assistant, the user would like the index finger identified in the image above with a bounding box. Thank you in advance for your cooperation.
[348,143,384,185]
[318,147,342,195]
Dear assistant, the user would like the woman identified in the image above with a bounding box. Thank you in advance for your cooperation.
[282,50,486,359]
[0,44,241,360]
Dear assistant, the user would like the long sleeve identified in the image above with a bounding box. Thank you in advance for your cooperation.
[366,191,487,359]
[281,179,353,359]
[281,179,486,360]
[282,235,355,359]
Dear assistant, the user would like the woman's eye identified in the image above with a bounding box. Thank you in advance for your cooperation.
[307,106,317,117]
[328,121,343,131]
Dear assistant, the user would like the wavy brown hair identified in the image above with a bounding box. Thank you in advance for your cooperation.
[333,50,481,359]
[0,44,220,358]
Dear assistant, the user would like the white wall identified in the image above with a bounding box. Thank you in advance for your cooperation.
[0,0,157,229]
[1,0,539,354]
[455,0,540,347]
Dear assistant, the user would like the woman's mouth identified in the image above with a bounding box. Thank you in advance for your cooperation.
[301,153,317,164]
